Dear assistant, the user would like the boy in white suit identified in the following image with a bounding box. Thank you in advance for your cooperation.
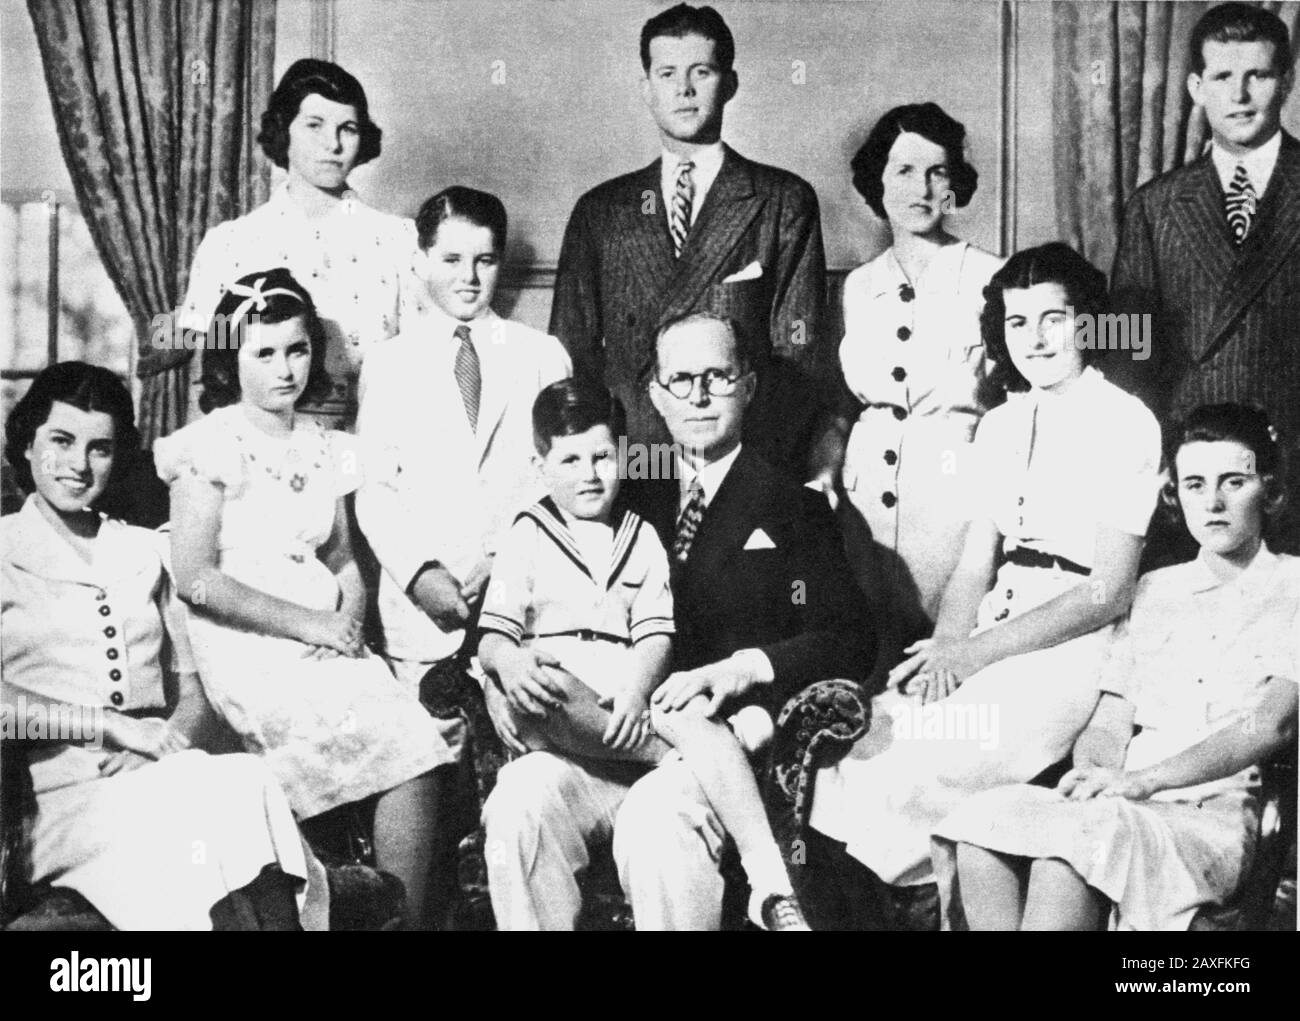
[356,187,571,743]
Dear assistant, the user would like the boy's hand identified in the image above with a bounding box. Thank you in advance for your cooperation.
[411,565,470,631]
[483,680,528,756]
[599,689,650,751]
[499,647,569,718]
[459,555,495,608]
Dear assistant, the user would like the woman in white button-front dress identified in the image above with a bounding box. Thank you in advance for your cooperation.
[179,59,423,430]
[812,244,1162,891]
[3,362,327,930]
[159,270,453,929]
[837,104,1004,685]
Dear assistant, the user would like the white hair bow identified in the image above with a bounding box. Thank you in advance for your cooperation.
[228,276,302,323]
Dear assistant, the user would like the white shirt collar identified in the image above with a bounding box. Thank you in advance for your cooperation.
[1211,129,1282,196]
[660,143,726,225]
[680,443,742,508]
[1188,542,1280,595]
[422,304,497,347]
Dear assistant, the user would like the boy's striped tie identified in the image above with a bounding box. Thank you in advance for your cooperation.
[453,323,480,430]
[1225,162,1256,246]
[670,159,695,258]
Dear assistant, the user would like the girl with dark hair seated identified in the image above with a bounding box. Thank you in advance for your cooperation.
[2,361,326,929]
[156,269,454,929]
[837,102,1004,688]
[934,404,1297,930]
[811,243,1162,891]
[178,58,421,428]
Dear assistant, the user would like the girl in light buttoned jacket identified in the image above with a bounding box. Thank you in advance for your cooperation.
[1,362,327,930]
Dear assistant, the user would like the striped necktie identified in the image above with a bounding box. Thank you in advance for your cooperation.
[453,323,481,430]
[672,477,706,565]
[1225,163,1256,246]
[670,159,695,258]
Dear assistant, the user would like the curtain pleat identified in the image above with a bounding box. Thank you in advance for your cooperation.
[27,0,276,446]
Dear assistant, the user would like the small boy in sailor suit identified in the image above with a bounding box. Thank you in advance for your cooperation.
[478,378,813,930]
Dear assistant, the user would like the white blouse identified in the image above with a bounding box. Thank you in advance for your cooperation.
[179,185,424,424]
[840,241,1003,431]
[970,367,1162,567]
[1101,546,1300,802]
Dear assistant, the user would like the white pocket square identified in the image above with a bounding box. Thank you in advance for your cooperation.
[743,528,776,550]
[721,261,763,283]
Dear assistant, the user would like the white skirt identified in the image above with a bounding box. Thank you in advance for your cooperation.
[810,562,1112,885]
[930,783,1258,930]
[27,747,329,930]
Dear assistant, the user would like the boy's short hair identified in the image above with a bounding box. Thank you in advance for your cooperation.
[532,379,626,455]
[415,186,508,252]
[1190,3,1291,74]
[640,4,735,73]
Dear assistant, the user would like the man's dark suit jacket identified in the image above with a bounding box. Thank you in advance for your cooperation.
[550,146,830,478]
[1110,131,1300,458]
[623,446,874,715]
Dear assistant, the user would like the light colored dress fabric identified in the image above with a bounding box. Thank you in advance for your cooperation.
[932,547,1300,931]
[810,368,1162,885]
[839,242,1004,644]
[179,185,423,428]
[155,406,452,820]
[1,497,327,930]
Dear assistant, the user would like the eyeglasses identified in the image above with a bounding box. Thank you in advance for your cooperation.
[654,369,746,400]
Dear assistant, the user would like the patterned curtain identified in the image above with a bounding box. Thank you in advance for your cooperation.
[1053,0,1300,271]
[27,0,276,446]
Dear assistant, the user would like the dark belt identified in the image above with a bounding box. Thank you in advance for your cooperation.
[1004,546,1090,576]
[530,629,631,646]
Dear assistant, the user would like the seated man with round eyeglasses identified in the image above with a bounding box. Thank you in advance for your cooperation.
[481,311,873,930]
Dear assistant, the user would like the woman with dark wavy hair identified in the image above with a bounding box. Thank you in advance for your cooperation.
[836,103,1004,688]
[178,58,421,429]
[812,243,1163,893]
[2,362,327,929]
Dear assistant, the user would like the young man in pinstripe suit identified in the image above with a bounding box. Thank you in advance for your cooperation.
[1111,3,1298,554]
[549,4,837,483]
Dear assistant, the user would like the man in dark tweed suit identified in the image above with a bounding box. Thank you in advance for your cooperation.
[549,4,833,481]
[1111,3,1298,552]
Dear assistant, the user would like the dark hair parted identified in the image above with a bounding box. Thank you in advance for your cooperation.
[257,58,382,170]
[851,103,979,220]
[1190,3,1291,74]
[1161,402,1288,537]
[978,242,1107,394]
[640,3,735,72]
[198,269,333,414]
[532,379,626,456]
[4,361,140,517]
[415,186,508,252]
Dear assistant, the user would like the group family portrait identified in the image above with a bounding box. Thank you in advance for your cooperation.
[0,0,1296,941]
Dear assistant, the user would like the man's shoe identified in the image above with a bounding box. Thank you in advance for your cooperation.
[758,893,812,931]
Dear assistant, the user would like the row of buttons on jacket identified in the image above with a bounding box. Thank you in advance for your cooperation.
[96,588,125,705]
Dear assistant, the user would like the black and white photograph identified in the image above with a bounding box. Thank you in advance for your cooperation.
[0,0,1296,975]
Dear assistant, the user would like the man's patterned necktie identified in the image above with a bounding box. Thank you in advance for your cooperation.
[672,477,706,565]
[453,323,481,430]
[670,159,695,258]
[1226,162,1256,246]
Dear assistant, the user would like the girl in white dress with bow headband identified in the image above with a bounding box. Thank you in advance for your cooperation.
[157,269,454,929]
